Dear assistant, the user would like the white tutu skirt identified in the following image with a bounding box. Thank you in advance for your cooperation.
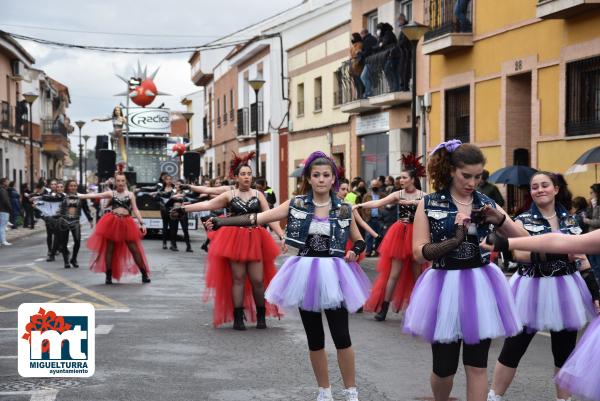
[555,316,600,401]
[510,272,595,332]
[265,256,371,313]
[403,264,522,344]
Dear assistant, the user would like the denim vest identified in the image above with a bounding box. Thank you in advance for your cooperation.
[423,189,496,269]
[515,203,582,277]
[285,193,352,257]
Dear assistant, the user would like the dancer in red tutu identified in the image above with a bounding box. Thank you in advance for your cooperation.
[79,173,150,284]
[171,152,286,330]
[357,154,427,321]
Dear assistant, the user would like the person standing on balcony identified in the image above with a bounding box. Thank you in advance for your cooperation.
[377,22,400,93]
[359,29,378,98]
[397,14,412,92]
[454,0,472,32]
[350,33,365,99]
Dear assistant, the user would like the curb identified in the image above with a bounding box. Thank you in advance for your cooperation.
[5,226,46,242]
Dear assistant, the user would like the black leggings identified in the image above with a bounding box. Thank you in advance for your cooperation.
[45,218,57,254]
[498,328,577,369]
[299,308,352,351]
[161,209,170,244]
[432,339,492,378]
[56,222,81,261]
[169,215,190,246]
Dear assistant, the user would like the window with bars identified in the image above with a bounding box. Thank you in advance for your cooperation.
[445,86,470,143]
[566,55,600,136]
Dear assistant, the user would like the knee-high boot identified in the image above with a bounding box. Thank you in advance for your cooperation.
[233,307,246,331]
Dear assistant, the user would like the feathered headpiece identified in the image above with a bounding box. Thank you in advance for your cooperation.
[116,161,126,175]
[229,151,255,178]
[400,153,426,178]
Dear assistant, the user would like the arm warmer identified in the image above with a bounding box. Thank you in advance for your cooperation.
[421,225,467,261]
[581,269,600,301]
[212,213,257,229]
[352,240,366,255]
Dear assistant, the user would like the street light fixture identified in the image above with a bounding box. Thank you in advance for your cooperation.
[75,120,85,187]
[181,111,194,143]
[82,134,90,188]
[402,21,430,155]
[247,77,265,177]
[23,92,38,189]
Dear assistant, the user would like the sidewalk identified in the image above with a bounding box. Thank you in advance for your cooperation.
[5,224,46,242]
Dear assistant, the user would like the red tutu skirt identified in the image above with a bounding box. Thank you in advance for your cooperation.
[87,212,149,280]
[364,221,426,313]
[204,226,282,327]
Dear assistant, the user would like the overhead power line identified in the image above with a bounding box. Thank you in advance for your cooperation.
[0,22,248,39]
[2,30,274,54]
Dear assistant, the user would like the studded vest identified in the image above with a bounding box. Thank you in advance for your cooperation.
[515,203,582,277]
[423,189,496,269]
[285,193,352,258]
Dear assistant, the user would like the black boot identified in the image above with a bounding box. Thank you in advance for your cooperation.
[256,306,267,329]
[105,270,113,285]
[162,241,167,250]
[233,308,246,331]
[169,243,179,252]
[201,239,209,253]
[63,252,70,269]
[185,243,193,253]
[374,301,390,321]
[70,258,79,268]
[141,271,151,283]
[46,254,55,262]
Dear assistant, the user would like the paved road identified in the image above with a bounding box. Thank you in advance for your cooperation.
[0,227,567,400]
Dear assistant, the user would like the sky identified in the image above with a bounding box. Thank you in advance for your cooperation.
[2,0,300,150]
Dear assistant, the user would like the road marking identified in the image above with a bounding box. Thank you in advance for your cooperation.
[30,390,59,401]
[0,355,17,359]
[31,265,127,309]
[35,258,46,262]
[0,327,17,330]
[96,324,113,335]
[538,331,551,337]
[0,281,58,300]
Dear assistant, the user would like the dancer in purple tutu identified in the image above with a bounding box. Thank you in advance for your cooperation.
[404,140,526,401]
[485,220,600,401]
[487,171,599,401]
[207,151,370,401]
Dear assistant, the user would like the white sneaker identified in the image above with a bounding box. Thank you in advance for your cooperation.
[1,241,11,246]
[487,390,503,401]
[342,387,359,401]
[317,387,333,401]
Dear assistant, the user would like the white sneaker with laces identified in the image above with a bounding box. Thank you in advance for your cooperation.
[1,241,11,246]
[487,390,503,401]
[317,387,333,401]
[342,387,359,401]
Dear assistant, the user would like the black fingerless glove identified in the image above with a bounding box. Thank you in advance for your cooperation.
[169,206,185,220]
[421,224,466,261]
[485,232,509,253]
[581,269,600,302]
[374,235,383,250]
[352,240,366,255]
[211,213,257,229]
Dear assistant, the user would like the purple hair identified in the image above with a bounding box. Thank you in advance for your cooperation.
[302,151,340,192]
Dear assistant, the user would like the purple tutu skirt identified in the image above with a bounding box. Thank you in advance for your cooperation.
[403,263,522,344]
[555,316,600,400]
[265,256,371,313]
[510,272,595,332]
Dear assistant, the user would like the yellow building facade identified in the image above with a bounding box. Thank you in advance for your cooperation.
[424,0,600,200]
[287,22,352,197]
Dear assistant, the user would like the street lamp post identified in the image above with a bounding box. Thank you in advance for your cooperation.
[82,134,90,187]
[75,120,85,187]
[402,21,430,155]
[248,77,265,177]
[23,93,38,189]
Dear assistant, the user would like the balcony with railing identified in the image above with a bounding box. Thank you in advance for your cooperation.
[537,0,600,19]
[422,0,474,55]
[41,118,70,157]
[338,60,377,114]
[237,102,264,139]
[363,50,412,107]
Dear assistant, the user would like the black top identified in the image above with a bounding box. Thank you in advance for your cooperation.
[42,193,92,221]
[111,192,132,212]
[298,234,331,257]
[229,190,261,216]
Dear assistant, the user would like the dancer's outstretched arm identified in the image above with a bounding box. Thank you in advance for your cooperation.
[256,191,286,240]
[355,190,402,210]
[78,191,113,200]
[180,191,231,213]
[185,184,232,196]
[484,229,600,255]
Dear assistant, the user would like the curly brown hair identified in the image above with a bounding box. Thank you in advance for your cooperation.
[428,143,486,191]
